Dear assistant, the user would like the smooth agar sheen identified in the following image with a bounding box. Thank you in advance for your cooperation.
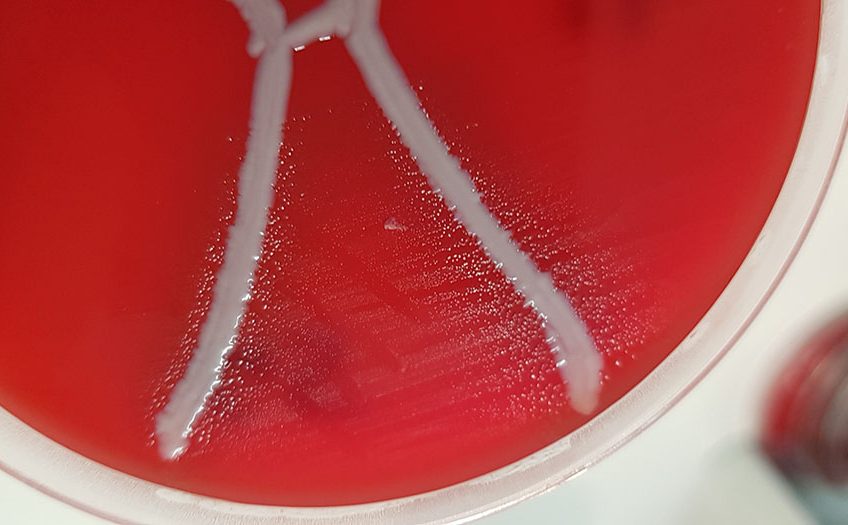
[0,0,820,506]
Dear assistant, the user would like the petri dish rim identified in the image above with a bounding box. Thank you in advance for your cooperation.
[1,1,847,523]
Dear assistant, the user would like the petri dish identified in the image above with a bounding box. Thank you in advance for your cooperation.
[0,0,846,523]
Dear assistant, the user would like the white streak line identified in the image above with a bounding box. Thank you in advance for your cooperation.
[338,0,601,412]
[154,0,291,460]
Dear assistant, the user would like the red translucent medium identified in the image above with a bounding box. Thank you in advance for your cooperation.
[0,0,819,506]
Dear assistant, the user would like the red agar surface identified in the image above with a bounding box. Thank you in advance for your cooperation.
[0,0,819,505]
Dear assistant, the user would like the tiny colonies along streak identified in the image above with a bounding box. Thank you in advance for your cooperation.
[155,0,602,460]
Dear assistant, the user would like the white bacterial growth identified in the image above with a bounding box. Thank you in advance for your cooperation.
[156,0,603,460]
[155,0,292,460]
